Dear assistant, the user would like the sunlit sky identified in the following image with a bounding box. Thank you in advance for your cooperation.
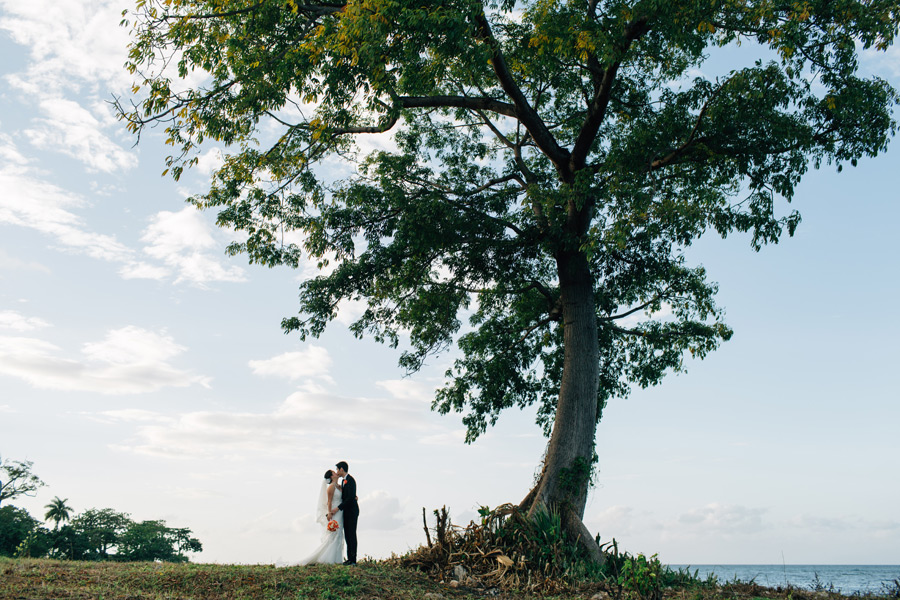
[1,0,898,566]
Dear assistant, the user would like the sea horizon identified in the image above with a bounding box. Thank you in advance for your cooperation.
[667,564,900,595]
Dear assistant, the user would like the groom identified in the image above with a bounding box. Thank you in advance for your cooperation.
[334,461,359,565]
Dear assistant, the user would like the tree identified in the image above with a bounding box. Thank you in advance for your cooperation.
[119,0,899,559]
[0,505,50,558]
[44,497,73,530]
[70,508,133,560]
[117,520,203,563]
[0,455,46,506]
[50,523,93,561]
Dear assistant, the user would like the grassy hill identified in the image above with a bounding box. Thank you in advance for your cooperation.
[2,559,451,600]
[3,557,897,600]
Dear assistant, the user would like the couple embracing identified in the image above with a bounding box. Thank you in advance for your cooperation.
[300,461,359,566]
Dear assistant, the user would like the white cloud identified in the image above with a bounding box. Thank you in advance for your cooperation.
[0,160,135,262]
[334,298,367,326]
[0,248,51,273]
[376,379,432,403]
[0,326,210,394]
[98,408,173,423]
[0,310,50,332]
[131,207,246,285]
[677,503,768,535]
[249,346,333,382]
[418,429,467,446]
[590,505,643,537]
[0,133,29,166]
[107,388,438,459]
[118,261,170,281]
[83,325,186,366]
[0,0,133,94]
[0,141,241,286]
[24,98,136,173]
[195,148,225,176]
[785,514,852,532]
[861,45,900,79]
[360,490,405,530]
[1,1,139,174]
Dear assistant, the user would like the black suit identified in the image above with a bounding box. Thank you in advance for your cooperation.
[338,474,359,563]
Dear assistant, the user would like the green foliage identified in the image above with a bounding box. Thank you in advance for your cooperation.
[592,538,716,600]
[14,528,52,559]
[116,520,203,563]
[50,523,93,561]
[118,0,900,449]
[557,453,599,497]
[70,508,133,561]
[1,504,202,563]
[617,552,664,600]
[0,506,43,557]
[0,455,46,506]
[43,496,72,530]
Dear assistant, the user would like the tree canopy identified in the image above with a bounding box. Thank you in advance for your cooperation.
[117,520,204,563]
[119,0,899,557]
[44,497,73,530]
[0,455,45,506]
[0,504,203,562]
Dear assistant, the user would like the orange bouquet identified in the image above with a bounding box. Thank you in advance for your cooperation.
[327,519,339,532]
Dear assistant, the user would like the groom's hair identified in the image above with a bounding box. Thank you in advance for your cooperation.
[336,461,349,472]
[324,470,334,480]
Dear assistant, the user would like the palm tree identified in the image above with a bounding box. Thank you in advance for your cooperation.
[44,496,72,530]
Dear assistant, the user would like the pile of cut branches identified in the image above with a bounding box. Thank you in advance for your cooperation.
[387,504,607,593]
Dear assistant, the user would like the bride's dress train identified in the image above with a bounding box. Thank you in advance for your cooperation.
[299,483,344,565]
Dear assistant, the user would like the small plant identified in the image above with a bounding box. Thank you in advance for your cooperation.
[882,578,900,599]
[617,553,664,600]
[810,572,838,594]
[14,531,40,558]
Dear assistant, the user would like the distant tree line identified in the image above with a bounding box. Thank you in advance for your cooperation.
[1,456,202,562]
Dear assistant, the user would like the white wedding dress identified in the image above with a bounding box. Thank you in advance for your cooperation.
[299,481,345,565]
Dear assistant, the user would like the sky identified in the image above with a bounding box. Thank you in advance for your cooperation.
[1,0,898,567]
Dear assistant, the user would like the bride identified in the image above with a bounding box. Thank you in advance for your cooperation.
[299,470,344,565]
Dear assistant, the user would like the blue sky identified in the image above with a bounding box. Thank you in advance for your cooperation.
[1,0,898,565]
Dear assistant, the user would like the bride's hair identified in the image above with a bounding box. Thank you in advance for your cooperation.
[324,469,334,481]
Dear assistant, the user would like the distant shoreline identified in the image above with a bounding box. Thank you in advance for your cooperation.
[667,564,900,595]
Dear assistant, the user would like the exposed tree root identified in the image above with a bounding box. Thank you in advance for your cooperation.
[387,504,605,593]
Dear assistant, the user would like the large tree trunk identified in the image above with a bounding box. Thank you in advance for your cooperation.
[521,247,602,562]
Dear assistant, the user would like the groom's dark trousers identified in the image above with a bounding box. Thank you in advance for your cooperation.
[339,474,359,563]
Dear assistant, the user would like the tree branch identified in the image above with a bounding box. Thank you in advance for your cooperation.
[399,95,517,119]
[327,113,399,135]
[570,18,650,171]
[599,298,659,321]
[649,75,733,171]
[515,316,555,346]
[159,2,269,21]
[472,10,571,177]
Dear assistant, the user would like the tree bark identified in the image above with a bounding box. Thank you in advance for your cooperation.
[521,247,602,562]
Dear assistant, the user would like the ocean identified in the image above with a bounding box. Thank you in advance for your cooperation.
[667,565,900,595]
